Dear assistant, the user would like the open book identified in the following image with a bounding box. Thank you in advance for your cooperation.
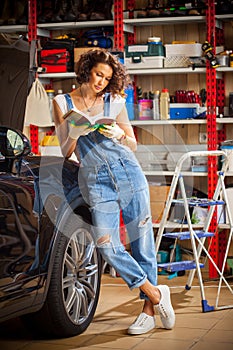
[63,108,114,129]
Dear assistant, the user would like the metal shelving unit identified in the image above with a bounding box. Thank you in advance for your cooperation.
[6,2,231,271]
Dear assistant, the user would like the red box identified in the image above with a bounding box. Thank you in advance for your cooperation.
[40,49,70,73]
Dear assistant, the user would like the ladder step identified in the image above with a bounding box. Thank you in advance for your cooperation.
[163,230,215,240]
[172,198,225,207]
[158,260,204,272]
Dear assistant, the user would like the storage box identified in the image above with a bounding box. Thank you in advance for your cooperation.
[149,184,170,222]
[40,49,70,73]
[170,103,199,119]
[125,56,164,69]
[124,44,164,69]
[164,56,191,68]
[165,43,202,57]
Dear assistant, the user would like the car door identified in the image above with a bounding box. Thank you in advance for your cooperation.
[0,174,40,319]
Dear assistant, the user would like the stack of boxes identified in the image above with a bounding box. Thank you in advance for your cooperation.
[124,37,165,69]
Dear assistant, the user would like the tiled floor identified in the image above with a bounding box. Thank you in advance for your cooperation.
[1,273,233,350]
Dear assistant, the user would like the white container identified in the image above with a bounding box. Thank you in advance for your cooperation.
[160,88,170,120]
[165,43,202,57]
[124,55,164,69]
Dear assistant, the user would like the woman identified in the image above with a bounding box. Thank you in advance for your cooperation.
[53,48,175,335]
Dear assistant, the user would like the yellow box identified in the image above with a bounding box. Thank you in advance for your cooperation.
[41,135,60,146]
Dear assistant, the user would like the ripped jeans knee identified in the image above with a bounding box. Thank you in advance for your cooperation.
[97,234,111,246]
[96,234,118,259]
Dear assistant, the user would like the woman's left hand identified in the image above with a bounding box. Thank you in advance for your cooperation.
[98,123,125,140]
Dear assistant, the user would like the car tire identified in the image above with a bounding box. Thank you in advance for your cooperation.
[22,215,101,338]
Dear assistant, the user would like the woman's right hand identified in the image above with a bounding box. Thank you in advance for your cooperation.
[68,123,94,139]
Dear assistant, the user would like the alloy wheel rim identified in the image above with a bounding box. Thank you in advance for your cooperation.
[62,228,99,325]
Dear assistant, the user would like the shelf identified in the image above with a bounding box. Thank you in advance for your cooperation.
[0,24,28,32]
[39,72,76,79]
[216,14,233,21]
[127,67,206,75]
[153,221,232,229]
[124,14,233,26]
[124,15,206,26]
[38,68,233,80]
[143,170,208,176]
[131,119,206,125]
[37,20,114,30]
[144,169,233,177]
[0,20,133,36]
[0,20,114,32]
[0,24,49,37]
[217,117,233,123]
[131,118,233,126]
[38,20,134,34]
[216,67,233,73]
[127,67,233,77]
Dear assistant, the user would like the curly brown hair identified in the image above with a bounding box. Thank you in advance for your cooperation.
[74,48,130,96]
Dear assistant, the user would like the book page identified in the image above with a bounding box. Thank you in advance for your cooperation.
[63,104,114,127]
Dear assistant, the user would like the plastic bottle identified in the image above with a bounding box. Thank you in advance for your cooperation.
[153,90,160,120]
[46,89,55,122]
[125,84,135,120]
[160,88,170,120]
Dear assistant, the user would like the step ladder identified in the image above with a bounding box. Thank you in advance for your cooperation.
[155,150,233,312]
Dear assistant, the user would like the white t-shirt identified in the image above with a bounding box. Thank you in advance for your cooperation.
[54,93,126,119]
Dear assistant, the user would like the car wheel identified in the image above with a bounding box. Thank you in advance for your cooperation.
[23,215,101,338]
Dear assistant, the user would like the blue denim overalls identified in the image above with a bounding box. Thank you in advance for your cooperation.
[65,93,157,298]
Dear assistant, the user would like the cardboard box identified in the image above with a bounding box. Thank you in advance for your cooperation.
[149,184,170,202]
[150,202,167,222]
[149,184,170,222]
[74,47,99,63]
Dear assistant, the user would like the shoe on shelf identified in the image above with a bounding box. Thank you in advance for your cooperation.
[154,285,175,330]
[127,312,155,335]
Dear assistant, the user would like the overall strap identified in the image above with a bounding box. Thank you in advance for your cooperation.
[64,93,74,110]
[104,92,111,116]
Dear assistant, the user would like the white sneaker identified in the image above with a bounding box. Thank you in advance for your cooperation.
[127,312,156,335]
[154,285,175,329]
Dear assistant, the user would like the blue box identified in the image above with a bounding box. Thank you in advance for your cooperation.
[170,103,199,119]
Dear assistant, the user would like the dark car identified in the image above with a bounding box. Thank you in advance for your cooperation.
[0,126,101,338]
